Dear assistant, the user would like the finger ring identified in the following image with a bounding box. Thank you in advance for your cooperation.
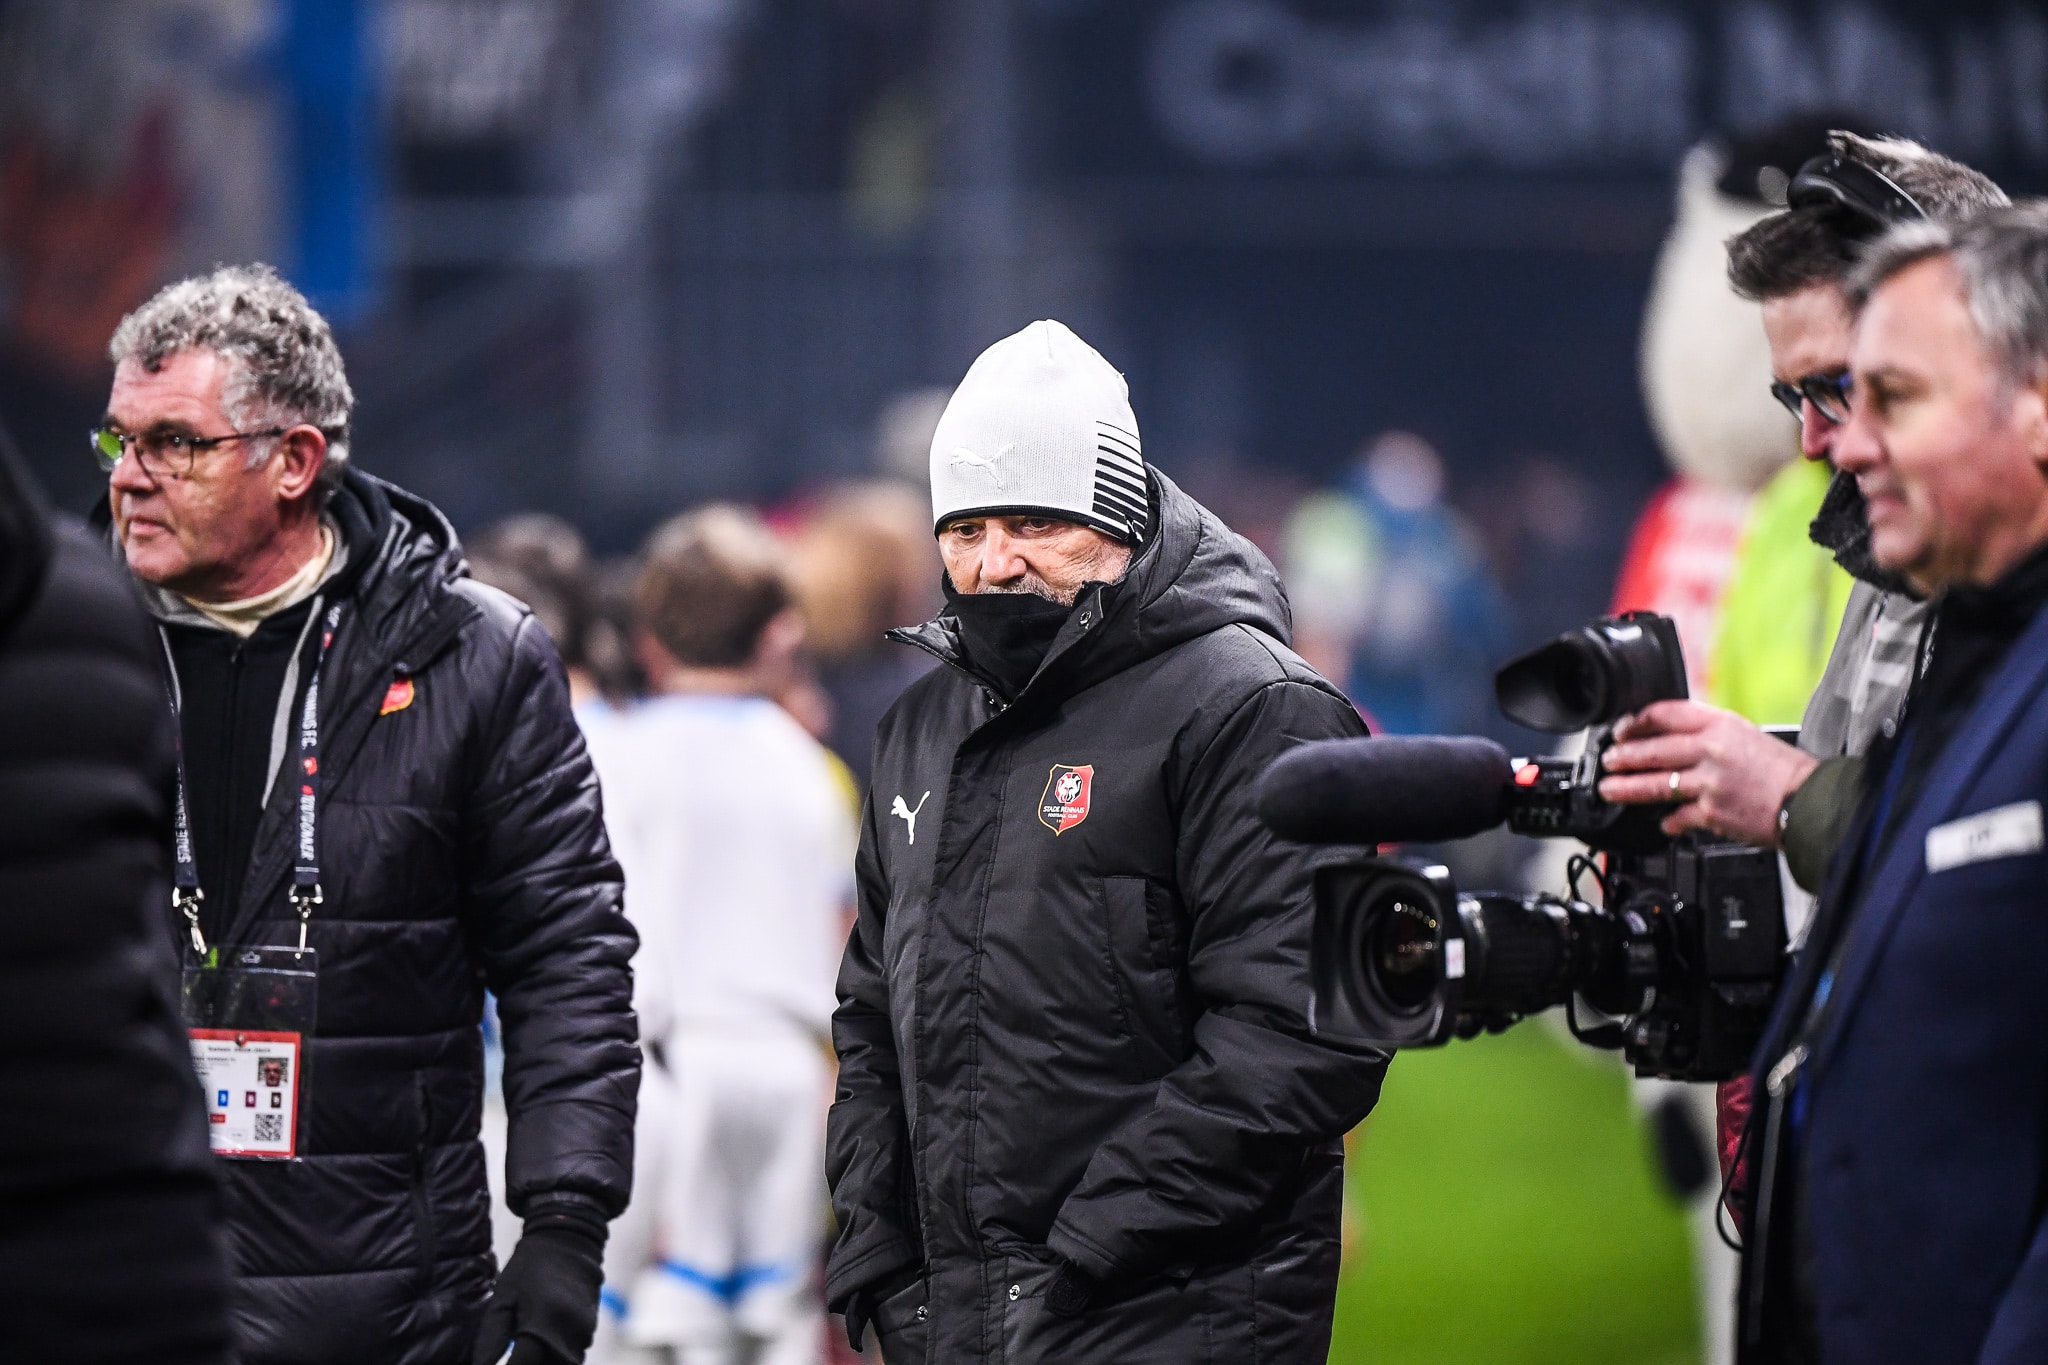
[1668,771,1682,796]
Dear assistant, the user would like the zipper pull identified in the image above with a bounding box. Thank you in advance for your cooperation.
[1765,1043,1808,1099]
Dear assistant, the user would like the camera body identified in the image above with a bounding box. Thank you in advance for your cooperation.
[1499,749,1669,853]
[1310,837,1784,1081]
[1302,612,1788,1082]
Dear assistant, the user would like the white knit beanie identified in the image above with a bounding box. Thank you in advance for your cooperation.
[928,319,1149,543]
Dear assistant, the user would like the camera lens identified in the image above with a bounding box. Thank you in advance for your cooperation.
[1367,897,1440,1011]
[1461,894,1574,1012]
[1312,861,1462,1047]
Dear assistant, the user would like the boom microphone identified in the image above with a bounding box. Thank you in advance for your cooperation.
[1257,735,1513,845]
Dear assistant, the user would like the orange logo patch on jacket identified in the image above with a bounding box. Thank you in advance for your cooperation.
[379,677,415,716]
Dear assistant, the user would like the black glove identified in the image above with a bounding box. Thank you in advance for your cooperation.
[1045,1259,1096,1319]
[842,1286,876,1354]
[472,1201,608,1365]
[836,1263,922,1352]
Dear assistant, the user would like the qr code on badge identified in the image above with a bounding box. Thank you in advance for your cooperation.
[253,1112,284,1143]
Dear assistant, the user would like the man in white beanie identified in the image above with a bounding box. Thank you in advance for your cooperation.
[825,320,1389,1363]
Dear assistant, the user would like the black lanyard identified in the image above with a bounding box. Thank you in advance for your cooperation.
[168,717,205,952]
[165,600,344,958]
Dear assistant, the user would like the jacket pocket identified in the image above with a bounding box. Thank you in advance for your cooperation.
[870,1272,930,1364]
[1004,1252,1210,1365]
[1101,877,1190,1079]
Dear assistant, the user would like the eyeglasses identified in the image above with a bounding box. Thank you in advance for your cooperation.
[91,424,289,479]
[1770,372,1852,426]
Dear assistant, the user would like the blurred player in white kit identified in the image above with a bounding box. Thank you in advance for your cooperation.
[588,506,857,1365]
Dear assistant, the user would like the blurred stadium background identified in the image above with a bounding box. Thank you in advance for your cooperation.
[7,2,2048,1361]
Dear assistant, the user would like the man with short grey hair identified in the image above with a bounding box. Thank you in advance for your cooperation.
[98,264,639,1365]
[1737,203,2048,1364]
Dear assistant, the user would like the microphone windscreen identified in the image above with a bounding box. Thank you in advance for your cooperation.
[1257,735,1512,845]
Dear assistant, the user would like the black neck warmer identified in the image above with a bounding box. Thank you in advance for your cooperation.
[1810,467,1920,598]
[944,580,1076,702]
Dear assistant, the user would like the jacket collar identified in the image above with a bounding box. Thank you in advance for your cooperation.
[139,517,349,635]
[215,469,481,948]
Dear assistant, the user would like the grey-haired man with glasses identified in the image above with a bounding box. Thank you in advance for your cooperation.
[94,263,639,1365]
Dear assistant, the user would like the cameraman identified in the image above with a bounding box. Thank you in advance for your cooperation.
[1739,204,2048,1363]
[1598,134,2005,889]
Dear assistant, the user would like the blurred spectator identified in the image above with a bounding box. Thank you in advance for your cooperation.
[1280,430,1510,736]
[587,505,854,1365]
[789,481,941,788]
[1464,452,1615,654]
[467,512,607,711]
[0,8,175,510]
[592,556,652,707]
[0,433,229,1362]
[871,387,950,487]
[1706,456,1849,726]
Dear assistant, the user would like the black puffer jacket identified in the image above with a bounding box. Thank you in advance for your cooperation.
[0,450,228,1363]
[142,470,638,1364]
[826,470,1390,1364]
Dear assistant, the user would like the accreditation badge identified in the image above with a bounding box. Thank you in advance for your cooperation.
[183,946,317,1160]
[189,1029,302,1158]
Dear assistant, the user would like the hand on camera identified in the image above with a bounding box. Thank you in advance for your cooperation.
[1595,700,1819,846]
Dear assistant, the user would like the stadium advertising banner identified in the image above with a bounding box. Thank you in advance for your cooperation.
[1042,0,2048,186]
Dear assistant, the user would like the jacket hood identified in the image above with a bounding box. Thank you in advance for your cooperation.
[275,469,482,686]
[895,467,1292,702]
[332,467,473,647]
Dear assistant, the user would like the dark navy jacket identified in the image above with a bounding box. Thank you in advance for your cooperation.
[1740,591,2048,1364]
